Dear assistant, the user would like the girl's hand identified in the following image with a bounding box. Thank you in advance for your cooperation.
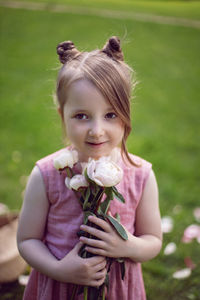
[56,242,107,287]
[79,215,130,258]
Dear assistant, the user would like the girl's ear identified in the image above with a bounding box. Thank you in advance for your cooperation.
[57,107,64,121]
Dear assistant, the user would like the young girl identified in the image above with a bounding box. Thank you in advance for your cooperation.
[17,36,162,300]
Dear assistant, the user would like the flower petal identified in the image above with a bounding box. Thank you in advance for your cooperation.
[172,268,191,279]
[164,242,177,255]
[161,216,173,233]
[182,224,200,243]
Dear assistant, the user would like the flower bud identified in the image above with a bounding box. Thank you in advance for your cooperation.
[53,149,79,170]
[65,174,89,191]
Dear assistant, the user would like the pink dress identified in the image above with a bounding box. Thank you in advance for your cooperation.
[23,148,152,300]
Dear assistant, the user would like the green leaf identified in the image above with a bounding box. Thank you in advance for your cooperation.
[83,211,95,224]
[114,213,121,222]
[120,261,125,280]
[105,215,128,240]
[83,187,90,210]
[105,187,114,200]
[112,186,125,203]
[99,197,111,214]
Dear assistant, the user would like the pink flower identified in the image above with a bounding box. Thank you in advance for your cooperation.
[87,157,123,187]
[182,224,200,243]
[184,257,196,270]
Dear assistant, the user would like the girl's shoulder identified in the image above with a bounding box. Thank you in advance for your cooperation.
[120,152,153,187]
[122,152,152,171]
[35,148,68,202]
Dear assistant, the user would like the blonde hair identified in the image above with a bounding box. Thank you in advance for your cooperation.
[56,36,137,166]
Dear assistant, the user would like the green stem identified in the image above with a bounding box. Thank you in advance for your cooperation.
[102,286,105,300]
[84,286,88,300]
[94,187,104,214]
[70,285,78,300]
[104,199,111,215]
[66,167,73,178]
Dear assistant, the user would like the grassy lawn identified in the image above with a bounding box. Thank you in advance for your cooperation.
[0,1,200,299]
[10,0,200,19]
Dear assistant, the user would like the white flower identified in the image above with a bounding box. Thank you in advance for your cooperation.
[182,224,200,243]
[163,242,177,255]
[161,216,174,233]
[65,177,71,189]
[18,275,29,286]
[53,149,78,170]
[87,157,123,187]
[172,268,191,279]
[65,174,89,191]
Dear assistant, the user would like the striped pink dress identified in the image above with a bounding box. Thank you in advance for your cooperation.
[23,148,152,300]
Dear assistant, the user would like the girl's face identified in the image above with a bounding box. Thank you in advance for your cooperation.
[62,79,124,162]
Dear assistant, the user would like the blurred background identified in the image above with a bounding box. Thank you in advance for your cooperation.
[0,0,200,299]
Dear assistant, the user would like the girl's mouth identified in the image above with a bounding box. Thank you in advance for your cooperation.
[86,141,106,147]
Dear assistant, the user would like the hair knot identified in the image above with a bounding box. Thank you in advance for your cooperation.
[56,41,80,64]
[102,36,124,61]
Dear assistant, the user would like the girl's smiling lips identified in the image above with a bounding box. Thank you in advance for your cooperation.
[86,141,107,147]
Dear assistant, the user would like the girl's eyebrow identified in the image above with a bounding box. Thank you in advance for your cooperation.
[71,109,89,113]
[71,107,114,113]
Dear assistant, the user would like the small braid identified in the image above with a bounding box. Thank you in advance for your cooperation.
[56,41,80,64]
[102,36,124,61]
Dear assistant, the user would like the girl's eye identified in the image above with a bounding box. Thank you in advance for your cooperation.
[74,114,88,120]
[105,112,117,119]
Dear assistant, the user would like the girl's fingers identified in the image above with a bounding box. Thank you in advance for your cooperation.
[93,260,107,272]
[79,236,106,249]
[88,216,111,232]
[85,246,107,256]
[87,255,106,266]
[80,225,105,240]
[91,276,106,287]
[93,268,107,280]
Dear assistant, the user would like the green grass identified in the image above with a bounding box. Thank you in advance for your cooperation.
[0,1,200,299]
[13,0,200,19]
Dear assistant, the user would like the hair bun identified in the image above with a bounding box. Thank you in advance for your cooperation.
[102,36,124,61]
[56,41,80,64]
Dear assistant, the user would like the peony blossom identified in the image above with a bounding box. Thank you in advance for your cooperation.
[87,157,123,187]
[65,174,89,191]
[65,177,71,189]
[53,149,78,170]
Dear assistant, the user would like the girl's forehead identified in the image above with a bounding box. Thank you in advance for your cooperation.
[66,79,113,110]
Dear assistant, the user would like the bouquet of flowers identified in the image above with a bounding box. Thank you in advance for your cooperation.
[54,149,127,300]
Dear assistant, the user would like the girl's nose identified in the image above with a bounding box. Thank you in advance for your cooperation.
[88,120,104,138]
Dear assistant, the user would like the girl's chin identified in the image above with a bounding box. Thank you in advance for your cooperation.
[79,151,111,162]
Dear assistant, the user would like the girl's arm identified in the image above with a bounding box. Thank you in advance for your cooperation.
[17,166,107,286]
[79,170,162,263]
